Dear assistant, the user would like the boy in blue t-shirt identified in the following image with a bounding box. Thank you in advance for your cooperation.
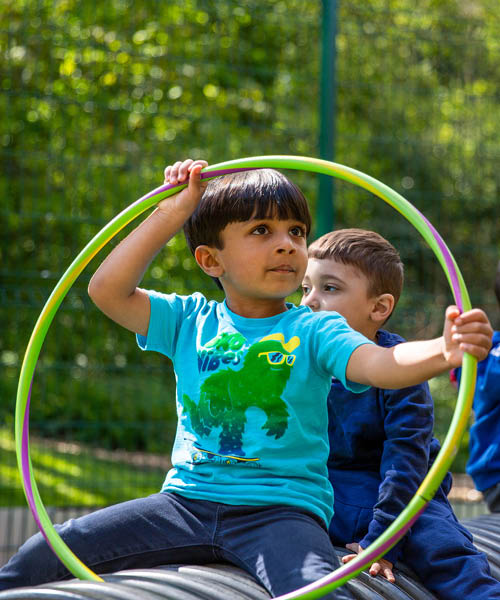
[0,161,493,597]
[452,260,500,511]
[302,228,500,599]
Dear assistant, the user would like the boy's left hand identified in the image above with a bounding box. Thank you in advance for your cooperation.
[342,542,395,583]
[443,306,493,367]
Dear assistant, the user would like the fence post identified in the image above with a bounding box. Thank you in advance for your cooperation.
[316,0,338,238]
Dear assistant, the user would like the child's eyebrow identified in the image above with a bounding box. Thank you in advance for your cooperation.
[319,274,344,285]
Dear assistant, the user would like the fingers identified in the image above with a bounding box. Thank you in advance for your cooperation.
[449,307,493,360]
[445,305,461,321]
[342,543,395,583]
[342,550,396,583]
[341,542,361,565]
[164,160,184,185]
[164,159,208,185]
[341,553,357,564]
[453,307,491,326]
[369,560,395,583]
[453,333,491,358]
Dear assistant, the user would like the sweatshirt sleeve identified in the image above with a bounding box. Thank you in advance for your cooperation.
[358,381,434,564]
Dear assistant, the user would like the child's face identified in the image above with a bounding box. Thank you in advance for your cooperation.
[214,216,308,309]
[301,257,375,336]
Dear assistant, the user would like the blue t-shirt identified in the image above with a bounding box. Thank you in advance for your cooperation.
[137,291,372,525]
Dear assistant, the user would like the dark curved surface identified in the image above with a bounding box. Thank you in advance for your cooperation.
[462,514,500,579]
[0,557,435,600]
[3,514,500,599]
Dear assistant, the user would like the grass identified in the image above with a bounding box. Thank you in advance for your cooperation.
[0,426,168,507]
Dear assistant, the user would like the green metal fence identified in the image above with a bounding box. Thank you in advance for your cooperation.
[1,0,500,560]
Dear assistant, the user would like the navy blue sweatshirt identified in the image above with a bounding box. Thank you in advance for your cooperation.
[454,331,500,491]
[327,329,452,564]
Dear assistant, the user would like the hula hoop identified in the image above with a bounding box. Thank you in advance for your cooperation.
[15,155,477,598]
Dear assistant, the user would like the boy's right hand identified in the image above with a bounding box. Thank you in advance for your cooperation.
[159,159,208,218]
[342,542,395,583]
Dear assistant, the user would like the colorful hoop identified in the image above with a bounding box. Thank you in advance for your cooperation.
[15,156,476,598]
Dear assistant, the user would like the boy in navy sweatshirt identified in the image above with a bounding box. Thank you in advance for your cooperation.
[301,228,500,600]
[452,260,500,511]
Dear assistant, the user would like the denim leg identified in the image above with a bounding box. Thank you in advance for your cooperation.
[0,492,217,590]
[402,497,500,600]
[218,504,355,599]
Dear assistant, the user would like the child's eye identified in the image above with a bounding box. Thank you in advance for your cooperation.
[252,225,269,235]
[290,226,306,237]
[324,284,337,292]
[301,285,310,295]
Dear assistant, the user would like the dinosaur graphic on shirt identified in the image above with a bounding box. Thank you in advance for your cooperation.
[183,333,300,457]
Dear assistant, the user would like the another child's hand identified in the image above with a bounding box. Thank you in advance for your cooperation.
[443,306,493,367]
[159,159,208,217]
[342,542,395,583]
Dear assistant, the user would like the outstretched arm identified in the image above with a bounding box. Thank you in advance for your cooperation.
[88,159,208,336]
[346,306,493,388]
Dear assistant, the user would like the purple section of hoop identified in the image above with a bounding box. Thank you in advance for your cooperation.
[21,381,56,552]
[420,213,463,311]
[142,167,256,201]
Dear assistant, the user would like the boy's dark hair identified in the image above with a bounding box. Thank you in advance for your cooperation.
[184,169,311,288]
[308,228,404,307]
[495,260,500,306]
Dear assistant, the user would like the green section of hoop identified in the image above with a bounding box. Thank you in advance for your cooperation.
[15,155,476,595]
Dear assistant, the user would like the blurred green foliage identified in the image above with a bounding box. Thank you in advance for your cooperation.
[1,1,500,506]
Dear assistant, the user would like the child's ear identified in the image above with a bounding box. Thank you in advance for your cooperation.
[370,293,395,325]
[194,245,224,278]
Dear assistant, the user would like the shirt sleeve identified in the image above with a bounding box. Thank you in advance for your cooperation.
[358,381,434,564]
[136,290,204,358]
[312,312,374,393]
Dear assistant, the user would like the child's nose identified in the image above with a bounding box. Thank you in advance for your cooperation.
[302,291,319,310]
[276,234,296,254]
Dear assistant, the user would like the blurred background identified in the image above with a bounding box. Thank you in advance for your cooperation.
[1,0,499,563]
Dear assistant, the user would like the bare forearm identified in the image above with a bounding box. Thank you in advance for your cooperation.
[88,159,207,336]
[347,306,492,389]
[89,206,186,298]
[88,203,189,336]
[347,338,448,389]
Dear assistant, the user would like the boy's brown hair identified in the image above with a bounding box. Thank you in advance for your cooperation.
[308,228,404,307]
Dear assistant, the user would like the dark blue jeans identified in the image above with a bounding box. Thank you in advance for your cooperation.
[0,492,353,598]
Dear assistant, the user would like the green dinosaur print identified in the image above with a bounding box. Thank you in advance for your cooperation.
[183,333,299,457]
